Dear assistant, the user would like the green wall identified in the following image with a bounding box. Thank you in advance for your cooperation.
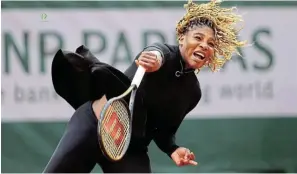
[2,117,297,173]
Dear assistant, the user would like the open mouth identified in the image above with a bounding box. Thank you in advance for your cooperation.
[193,52,205,60]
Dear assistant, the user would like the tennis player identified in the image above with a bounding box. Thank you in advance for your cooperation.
[44,0,246,173]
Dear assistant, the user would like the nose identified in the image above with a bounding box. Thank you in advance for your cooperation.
[199,42,208,51]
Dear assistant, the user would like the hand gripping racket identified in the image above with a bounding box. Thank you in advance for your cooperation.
[97,65,146,162]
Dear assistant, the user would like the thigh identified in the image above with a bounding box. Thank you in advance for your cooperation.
[43,102,101,173]
[100,152,152,173]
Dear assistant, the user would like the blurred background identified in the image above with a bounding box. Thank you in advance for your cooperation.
[1,0,297,173]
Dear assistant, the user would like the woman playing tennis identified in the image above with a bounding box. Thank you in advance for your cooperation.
[44,0,246,173]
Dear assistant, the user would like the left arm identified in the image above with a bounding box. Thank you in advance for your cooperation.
[154,121,197,166]
[153,99,199,157]
[154,86,201,165]
[153,122,181,157]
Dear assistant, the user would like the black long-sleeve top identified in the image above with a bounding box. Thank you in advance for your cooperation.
[124,43,202,156]
[51,43,201,158]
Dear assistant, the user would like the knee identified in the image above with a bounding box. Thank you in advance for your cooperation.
[92,95,107,120]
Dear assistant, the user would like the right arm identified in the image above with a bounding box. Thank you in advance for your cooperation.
[125,43,169,78]
[140,44,166,67]
[134,51,163,73]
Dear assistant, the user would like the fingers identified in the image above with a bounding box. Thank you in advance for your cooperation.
[184,149,190,160]
[181,158,198,166]
[180,150,197,166]
[135,51,160,72]
[141,51,158,57]
[135,59,155,69]
[188,160,198,166]
[180,158,198,166]
[139,51,158,63]
[184,149,196,160]
[171,152,182,166]
[138,57,157,68]
[187,152,195,160]
[135,60,155,72]
[171,147,198,167]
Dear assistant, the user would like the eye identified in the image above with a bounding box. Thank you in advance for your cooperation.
[208,42,215,48]
[194,36,202,41]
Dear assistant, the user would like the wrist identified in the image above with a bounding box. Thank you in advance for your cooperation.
[167,145,180,158]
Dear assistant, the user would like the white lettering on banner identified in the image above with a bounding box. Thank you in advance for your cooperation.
[1,9,297,121]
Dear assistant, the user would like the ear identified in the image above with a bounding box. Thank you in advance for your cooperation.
[178,35,185,46]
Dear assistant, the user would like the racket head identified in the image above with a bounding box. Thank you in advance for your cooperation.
[97,97,132,162]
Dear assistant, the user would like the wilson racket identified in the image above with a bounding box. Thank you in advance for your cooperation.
[97,65,146,162]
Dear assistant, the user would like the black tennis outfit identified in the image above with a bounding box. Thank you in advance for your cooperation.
[43,43,202,173]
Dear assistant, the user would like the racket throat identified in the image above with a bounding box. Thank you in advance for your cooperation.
[128,87,137,118]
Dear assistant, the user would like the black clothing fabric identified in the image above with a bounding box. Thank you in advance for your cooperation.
[51,45,131,110]
[47,43,202,172]
[43,101,151,173]
[51,45,147,143]
[125,43,202,156]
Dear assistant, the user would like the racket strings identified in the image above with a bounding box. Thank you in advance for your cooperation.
[102,106,120,159]
[104,101,130,159]
[113,101,130,156]
[101,100,130,160]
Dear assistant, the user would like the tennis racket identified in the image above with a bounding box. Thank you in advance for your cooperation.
[97,65,146,162]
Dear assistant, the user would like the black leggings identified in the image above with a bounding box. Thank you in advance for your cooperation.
[43,101,151,173]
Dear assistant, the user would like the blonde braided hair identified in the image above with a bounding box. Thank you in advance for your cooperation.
[176,0,247,72]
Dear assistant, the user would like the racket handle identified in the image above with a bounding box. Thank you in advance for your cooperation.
[131,66,146,88]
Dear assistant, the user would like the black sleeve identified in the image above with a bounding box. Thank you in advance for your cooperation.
[153,93,201,158]
[51,47,98,110]
[153,123,180,157]
[78,45,131,101]
[51,45,130,110]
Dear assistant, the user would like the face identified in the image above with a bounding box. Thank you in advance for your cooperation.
[179,25,215,69]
